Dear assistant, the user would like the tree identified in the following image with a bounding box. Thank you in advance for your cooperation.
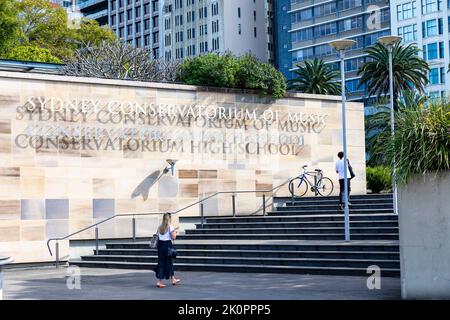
[287,58,341,95]
[235,53,286,99]
[0,0,20,55]
[11,0,117,61]
[3,45,61,63]
[17,0,75,60]
[358,42,429,109]
[62,41,180,82]
[75,19,117,47]
[177,52,286,99]
[177,52,238,88]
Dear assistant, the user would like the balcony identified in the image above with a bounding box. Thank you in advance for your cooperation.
[86,9,108,21]
[78,0,107,10]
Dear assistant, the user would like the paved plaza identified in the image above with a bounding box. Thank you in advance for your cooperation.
[3,267,400,300]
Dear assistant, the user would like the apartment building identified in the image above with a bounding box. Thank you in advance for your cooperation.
[161,0,274,62]
[391,0,448,97]
[275,0,391,108]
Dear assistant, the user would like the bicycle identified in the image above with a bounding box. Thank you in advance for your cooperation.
[288,165,334,197]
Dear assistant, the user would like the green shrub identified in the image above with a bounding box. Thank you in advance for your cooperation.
[4,45,61,63]
[177,52,286,99]
[378,98,450,184]
[366,166,392,193]
[177,52,237,88]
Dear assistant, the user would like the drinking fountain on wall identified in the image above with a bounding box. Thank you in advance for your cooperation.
[164,159,178,176]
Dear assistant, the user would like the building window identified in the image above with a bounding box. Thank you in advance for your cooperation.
[398,24,417,42]
[429,68,439,84]
[315,22,337,37]
[397,1,417,21]
[238,24,241,35]
[422,0,440,14]
[422,19,438,37]
[254,27,257,37]
[238,7,241,18]
[440,67,445,84]
[426,43,438,60]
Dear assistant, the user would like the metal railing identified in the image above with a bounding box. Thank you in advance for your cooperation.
[46,177,293,266]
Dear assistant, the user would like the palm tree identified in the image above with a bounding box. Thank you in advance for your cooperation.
[358,42,429,110]
[287,58,340,95]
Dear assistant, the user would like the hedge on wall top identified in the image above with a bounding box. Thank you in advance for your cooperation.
[176,52,287,99]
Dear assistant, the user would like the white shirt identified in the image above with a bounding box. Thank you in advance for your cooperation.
[158,225,175,241]
[335,159,351,180]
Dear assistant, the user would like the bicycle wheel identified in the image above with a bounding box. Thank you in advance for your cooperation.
[317,177,334,196]
[289,177,308,197]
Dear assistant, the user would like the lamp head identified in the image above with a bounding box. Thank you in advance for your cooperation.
[378,35,402,47]
[329,39,356,51]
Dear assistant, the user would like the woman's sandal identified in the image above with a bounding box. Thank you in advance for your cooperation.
[156,283,166,288]
[172,278,181,285]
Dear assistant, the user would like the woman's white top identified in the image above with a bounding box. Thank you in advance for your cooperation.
[158,225,175,241]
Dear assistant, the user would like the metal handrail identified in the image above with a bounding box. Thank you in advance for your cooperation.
[46,177,292,261]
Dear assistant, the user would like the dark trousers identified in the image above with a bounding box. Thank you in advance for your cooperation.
[154,240,174,280]
[339,178,351,205]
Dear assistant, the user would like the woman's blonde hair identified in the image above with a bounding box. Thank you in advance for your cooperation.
[158,213,171,234]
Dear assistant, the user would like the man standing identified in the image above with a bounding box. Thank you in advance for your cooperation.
[335,151,351,210]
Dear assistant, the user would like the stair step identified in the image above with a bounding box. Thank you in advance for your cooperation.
[278,204,392,211]
[274,194,393,202]
[269,209,394,216]
[70,260,400,277]
[186,227,398,235]
[176,233,399,240]
[81,254,400,268]
[281,198,393,206]
[98,248,399,259]
[205,214,398,223]
[106,243,400,252]
[198,220,398,229]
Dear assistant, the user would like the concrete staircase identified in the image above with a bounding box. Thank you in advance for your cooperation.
[70,193,400,277]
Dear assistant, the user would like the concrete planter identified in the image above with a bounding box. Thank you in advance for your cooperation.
[398,172,450,299]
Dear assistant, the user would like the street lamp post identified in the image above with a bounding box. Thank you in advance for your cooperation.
[378,35,402,216]
[329,39,356,242]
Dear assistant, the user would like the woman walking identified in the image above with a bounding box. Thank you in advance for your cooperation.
[154,213,181,288]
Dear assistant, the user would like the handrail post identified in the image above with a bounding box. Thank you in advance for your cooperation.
[55,241,59,268]
[232,194,236,217]
[262,194,266,216]
[132,216,136,242]
[200,202,204,228]
[95,226,99,255]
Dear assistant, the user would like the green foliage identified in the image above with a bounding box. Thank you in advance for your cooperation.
[3,45,61,63]
[0,0,117,62]
[75,19,117,47]
[366,166,392,193]
[17,0,74,60]
[177,52,286,99]
[366,91,427,166]
[234,53,286,99]
[177,52,237,87]
[0,0,20,55]
[371,98,450,184]
[358,43,429,109]
[287,58,341,95]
